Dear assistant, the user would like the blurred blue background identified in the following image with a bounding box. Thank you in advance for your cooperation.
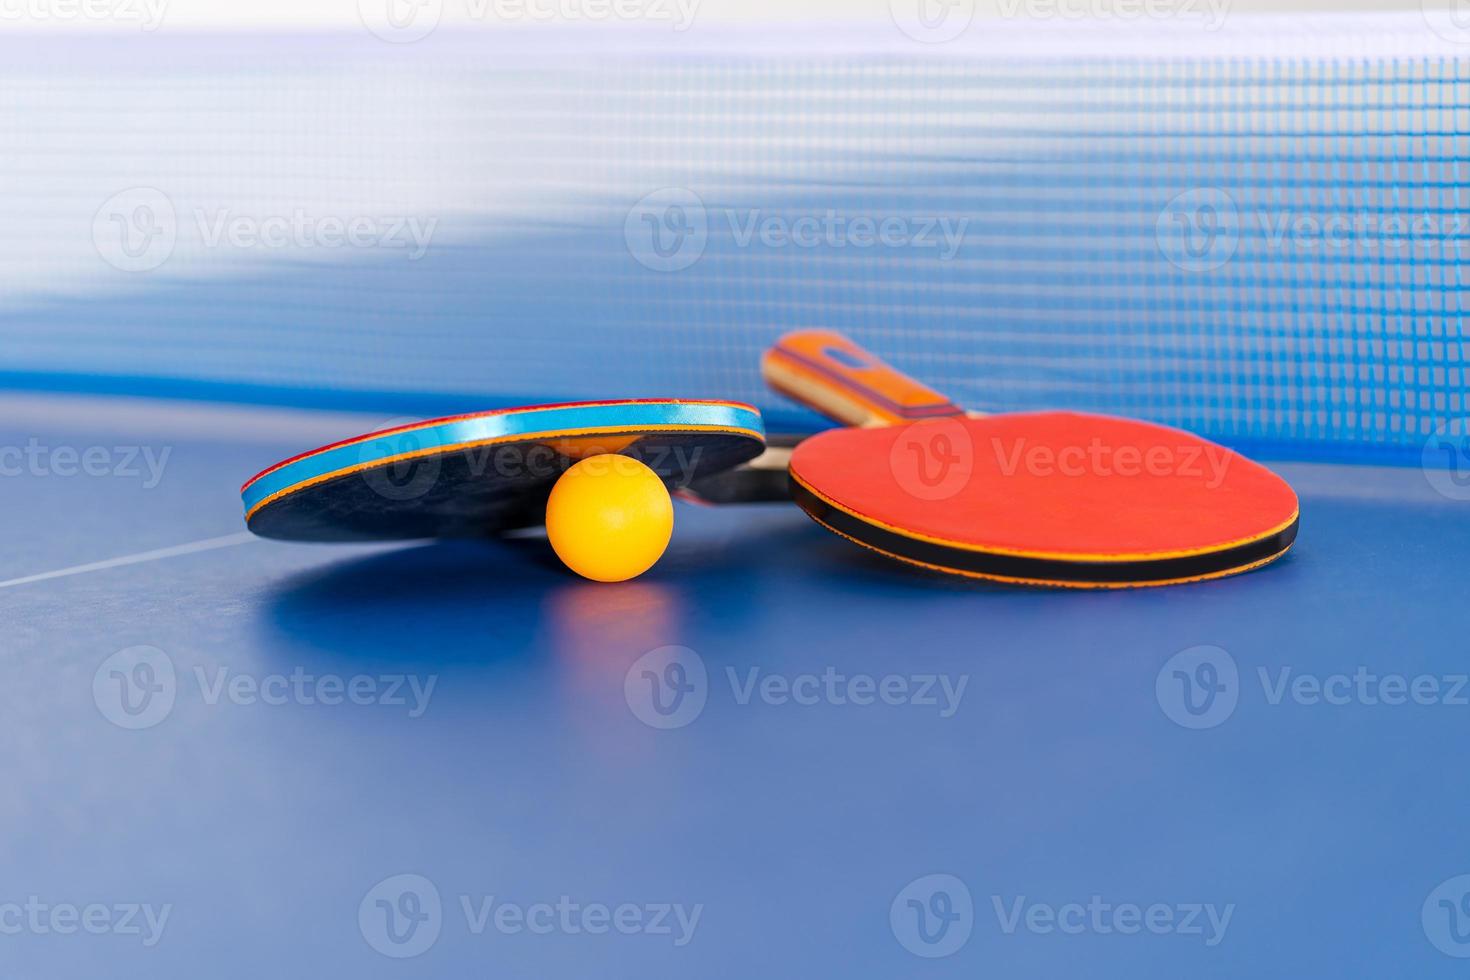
[2,15,1465,463]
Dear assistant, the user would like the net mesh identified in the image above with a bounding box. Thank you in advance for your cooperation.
[0,18,1465,462]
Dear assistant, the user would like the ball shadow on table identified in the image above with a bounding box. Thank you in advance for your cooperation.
[256,509,848,675]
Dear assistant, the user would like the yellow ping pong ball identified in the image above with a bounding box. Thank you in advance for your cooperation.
[545,454,674,582]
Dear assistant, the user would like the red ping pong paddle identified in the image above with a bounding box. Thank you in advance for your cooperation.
[762,331,1299,588]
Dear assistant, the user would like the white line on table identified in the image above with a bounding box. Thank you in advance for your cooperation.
[0,532,256,591]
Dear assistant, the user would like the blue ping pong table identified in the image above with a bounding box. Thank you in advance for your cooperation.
[1,392,1466,978]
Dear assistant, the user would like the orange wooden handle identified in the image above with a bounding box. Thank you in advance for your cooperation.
[761,330,965,428]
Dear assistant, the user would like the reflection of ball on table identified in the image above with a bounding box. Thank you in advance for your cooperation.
[546,455,674,582]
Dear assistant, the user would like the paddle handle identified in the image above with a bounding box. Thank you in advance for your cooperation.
[761,330,967,428]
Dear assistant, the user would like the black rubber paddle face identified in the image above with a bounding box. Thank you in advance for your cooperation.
[248,431,763,542]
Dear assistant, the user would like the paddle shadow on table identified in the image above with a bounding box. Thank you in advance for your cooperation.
[257,512,843,672]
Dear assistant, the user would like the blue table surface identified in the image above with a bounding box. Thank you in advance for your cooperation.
[1,393,1467,978]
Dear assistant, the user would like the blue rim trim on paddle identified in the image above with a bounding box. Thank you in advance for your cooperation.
[242,400,764,517]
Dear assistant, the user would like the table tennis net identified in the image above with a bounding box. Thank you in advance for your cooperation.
[0,14,1465,464]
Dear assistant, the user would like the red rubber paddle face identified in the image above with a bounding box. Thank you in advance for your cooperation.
[788,411,1299,587]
